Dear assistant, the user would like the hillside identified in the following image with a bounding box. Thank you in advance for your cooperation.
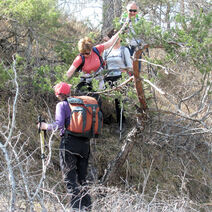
[0,46,211,211]
[0,1,211,211]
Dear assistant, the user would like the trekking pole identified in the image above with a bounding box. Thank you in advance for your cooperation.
[105,35,120,59]
[38,115,46,197]
[105,20,130,60]
[119,101,123,141]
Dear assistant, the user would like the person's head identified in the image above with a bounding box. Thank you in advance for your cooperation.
[104,29,120,46]
[78,37,93,57]
[103,35,110,42]
[126,1,138,19]
[54,82,71,100]
[103,28,115,42]
[108,29,121,45]
[107,28,116,39]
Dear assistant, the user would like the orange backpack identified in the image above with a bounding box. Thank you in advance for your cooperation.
[66,96,103,138]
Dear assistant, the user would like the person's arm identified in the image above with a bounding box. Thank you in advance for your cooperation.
[66,55,83,79]
[103,31,120,50]
[66,64,77,79]
[37,102,66,131]
[48,102,66,130]
[103,22,128,50]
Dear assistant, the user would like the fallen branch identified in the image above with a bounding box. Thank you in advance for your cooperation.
[101,126,140,185]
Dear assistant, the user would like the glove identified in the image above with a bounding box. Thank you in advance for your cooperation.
[37,122,48,130]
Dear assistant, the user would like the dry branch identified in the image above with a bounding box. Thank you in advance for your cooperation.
[101,126,140,185]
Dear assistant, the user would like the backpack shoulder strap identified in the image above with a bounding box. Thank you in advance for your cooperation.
[120,46,127,67]
[92,47,104,68]
[76,54,85,72]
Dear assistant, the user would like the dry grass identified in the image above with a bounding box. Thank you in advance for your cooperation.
[0,43,211,211]
[0,185,211,211]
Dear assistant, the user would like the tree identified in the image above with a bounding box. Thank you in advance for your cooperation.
[0,0,61,62]
[100,0,211,185]
[0,1,211,210]
[102,0,122,35]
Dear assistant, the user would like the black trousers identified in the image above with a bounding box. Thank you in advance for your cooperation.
[104,75,126,124]
[60,133,92,210]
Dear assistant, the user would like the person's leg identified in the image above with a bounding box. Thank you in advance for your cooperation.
[105,75,125,126]
[127,46,134,56]
[77,157,92,210]
[77,140,92,210]
[76,139,90,184]
[66,157,82,209]
[108,76,125,125]
[59,138,82,209]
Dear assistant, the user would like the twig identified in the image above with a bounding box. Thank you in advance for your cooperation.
[137,58,170,75]
[6,55,19,147]
[140,77,165,95]
[142,159,154,196]
[91,76,134,94]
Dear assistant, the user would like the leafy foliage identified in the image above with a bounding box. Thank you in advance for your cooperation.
[0,63,13,89]
[1,0,60,29]
[119,9,211,77]
[54,42,78,64]
[170,11,212,74]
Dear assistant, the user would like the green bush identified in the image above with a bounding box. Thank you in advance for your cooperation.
[0,63,13,89]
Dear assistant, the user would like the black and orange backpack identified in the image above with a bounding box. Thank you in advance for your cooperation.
[66,96,103,138]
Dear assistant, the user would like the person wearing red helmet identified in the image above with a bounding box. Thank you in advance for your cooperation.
[38,82,92,211]
[54,82,71,96]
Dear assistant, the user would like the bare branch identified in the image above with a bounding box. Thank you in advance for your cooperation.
[91,76,134,94]
[0,141,16,212]
[6,55,19,147]
[137,58,170,75]
[101,126,139,185]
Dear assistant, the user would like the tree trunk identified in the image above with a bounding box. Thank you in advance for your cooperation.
[100,46,148,185]
[102,0,122,36]
[114,0,122,18]
[133,47,148,112]
[166,2,171,30]
[25,28,34,64]
[180,0,185,16]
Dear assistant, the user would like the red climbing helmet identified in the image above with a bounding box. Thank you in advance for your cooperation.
[54,82,71,95]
